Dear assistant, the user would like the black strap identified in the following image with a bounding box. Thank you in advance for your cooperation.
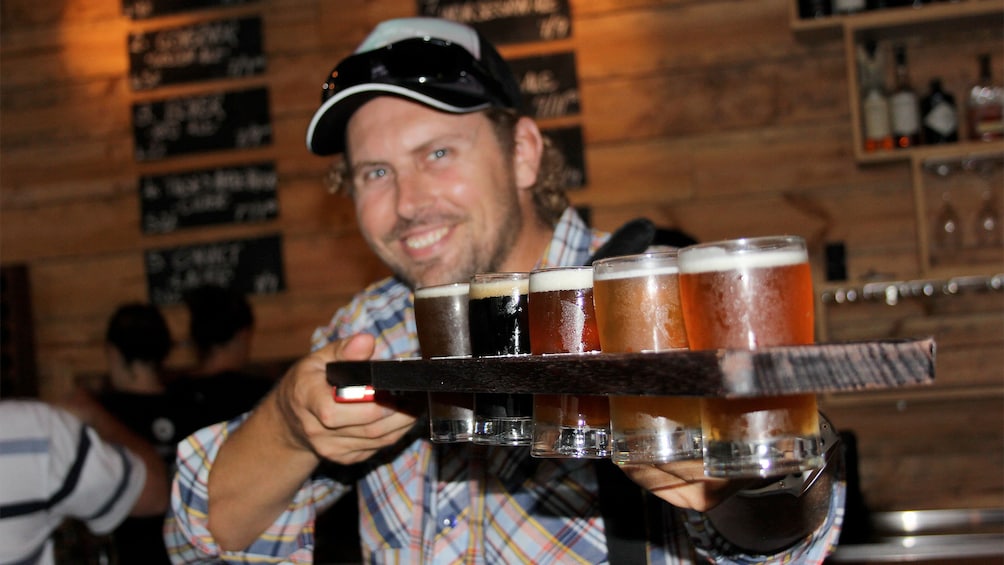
[588,218,656,264]
[595,459,650,565]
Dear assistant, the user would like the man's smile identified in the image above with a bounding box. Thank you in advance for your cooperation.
[403,225,451,252]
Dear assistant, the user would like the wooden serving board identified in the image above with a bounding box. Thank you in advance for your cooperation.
[325,337,935,398]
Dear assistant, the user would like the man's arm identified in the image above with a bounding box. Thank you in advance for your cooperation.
[56,388,169,517]
[205,334,419,551]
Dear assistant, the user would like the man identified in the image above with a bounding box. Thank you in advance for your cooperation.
[0,399,168,565]
[166,17,844,563]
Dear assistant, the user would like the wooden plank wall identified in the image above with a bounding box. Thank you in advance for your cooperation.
[1,0,1001,512]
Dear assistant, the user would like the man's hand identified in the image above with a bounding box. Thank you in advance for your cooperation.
[207,333,419,551]
[272,334,420,465]
[618,459,750,513]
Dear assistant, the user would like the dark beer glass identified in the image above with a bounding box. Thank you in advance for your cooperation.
[469,272,533,446]
[528,266,608,459]
[678,235,822,478]
[414,282,473,443]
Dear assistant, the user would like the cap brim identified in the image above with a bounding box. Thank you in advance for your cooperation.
[306,83,493,156]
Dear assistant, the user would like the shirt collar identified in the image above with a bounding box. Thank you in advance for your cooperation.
[536,208,608,269]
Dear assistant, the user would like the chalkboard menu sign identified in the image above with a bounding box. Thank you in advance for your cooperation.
[145,234,285,305]
[132,87,272,161]
[140,162,278,234]
[416,0,571,44]
[507,52,580,120]
[544,125,587,189]
[123,0,254,20]
[128,16,266,90]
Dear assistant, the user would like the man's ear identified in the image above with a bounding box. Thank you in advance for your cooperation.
[512,116,544,191]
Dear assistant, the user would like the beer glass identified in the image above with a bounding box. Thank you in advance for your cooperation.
[528,266,608,459]
[677,235,822,478]
[469,272,533,446]
[414,282,473,443]
[592,251,703,464]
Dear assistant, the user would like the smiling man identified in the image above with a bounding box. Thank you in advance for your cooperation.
[165,17,845,564]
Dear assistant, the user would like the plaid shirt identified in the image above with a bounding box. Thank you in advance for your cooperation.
[166,208,844,564]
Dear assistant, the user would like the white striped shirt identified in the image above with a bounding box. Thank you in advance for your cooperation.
[0,400,146,565]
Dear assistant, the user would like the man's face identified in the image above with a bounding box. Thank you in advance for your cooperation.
[345,97,524,289]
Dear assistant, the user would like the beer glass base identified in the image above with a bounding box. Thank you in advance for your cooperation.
[472,417,533,446]
[703,435,822,478]
[611,427,703,464]
[429,418,474,443]
[531,425,610,459]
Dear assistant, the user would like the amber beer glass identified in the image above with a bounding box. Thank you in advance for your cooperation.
[592,251,703,464]
[677,235,822,478]
[528,266,608,458]
[414,282,473,443]
[468,272,533,446]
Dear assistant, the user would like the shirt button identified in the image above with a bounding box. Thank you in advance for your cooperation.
[441,515,457,529]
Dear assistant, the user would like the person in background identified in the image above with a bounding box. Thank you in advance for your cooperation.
[166,17,845,564]
[98,302,179,565]
[0,399,168,565]
[168,284,273,438]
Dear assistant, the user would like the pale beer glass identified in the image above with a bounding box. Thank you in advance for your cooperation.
[677,235,822,478]
[592,251,703,464]
[414,282,474,443]
[528,266,609,458]
[469,272,533,446]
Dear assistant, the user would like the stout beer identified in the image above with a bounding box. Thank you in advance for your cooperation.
[469,272,533,446]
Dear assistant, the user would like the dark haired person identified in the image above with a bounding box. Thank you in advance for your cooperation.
[99,302,178,565]
[166,18,845,564]
[168,284,273,437]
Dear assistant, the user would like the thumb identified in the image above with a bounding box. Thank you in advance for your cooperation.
[333,333,376,361]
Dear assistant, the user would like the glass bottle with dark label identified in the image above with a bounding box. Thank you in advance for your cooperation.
[889,45,921,148]
[921,78,958,144]
[799,0,832,18]
[967,53,1004,141]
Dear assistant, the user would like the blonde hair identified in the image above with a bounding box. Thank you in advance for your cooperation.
[324,108,570,226]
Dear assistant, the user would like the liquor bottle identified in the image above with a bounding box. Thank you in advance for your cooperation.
[889,45,921,148]
[799,0,831,18]
[857,42,893,151]
[966,54,1004,142]
[921,79,958,144]
[833,0,866,13]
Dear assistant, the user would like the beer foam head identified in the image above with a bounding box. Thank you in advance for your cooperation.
[469,273,529,298]
[593,252,680,281]
[529,267,593,292]
[678,243,807,273]
[415,282,470,299]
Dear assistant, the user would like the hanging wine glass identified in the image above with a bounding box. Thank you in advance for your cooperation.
[966,156,1004,248]
[934,190,963,252]
[925,159,963,254]
[974,191,1002,247]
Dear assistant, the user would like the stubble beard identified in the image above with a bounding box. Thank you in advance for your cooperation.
[392,194,524,290]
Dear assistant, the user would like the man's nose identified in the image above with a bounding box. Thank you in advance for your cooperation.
[394,171,433,218]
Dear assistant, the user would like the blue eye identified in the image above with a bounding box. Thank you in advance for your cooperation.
[364,168,388,181]
[430,148,448,160]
